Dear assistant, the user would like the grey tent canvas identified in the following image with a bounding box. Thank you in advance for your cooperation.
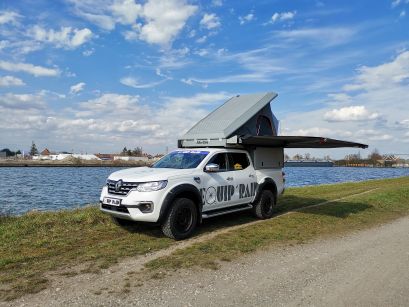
[179,92,280,148]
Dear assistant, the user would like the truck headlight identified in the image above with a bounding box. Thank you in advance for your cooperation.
[136,180,168,192]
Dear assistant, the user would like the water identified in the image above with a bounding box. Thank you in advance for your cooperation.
[1,166,409,215]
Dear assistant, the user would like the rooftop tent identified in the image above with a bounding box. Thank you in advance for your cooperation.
[178,92,368,149]
[179,92,280,147]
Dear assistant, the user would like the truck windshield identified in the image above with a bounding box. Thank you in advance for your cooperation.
[152,151,209,169]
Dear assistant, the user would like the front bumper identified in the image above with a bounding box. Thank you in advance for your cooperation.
[99,186,163,222]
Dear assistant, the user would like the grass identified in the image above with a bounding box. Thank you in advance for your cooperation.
[1,176,409,301]
[144,177,409,272]
[0,207,173,301]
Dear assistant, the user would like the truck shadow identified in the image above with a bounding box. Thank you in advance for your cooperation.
[124,195,373,238]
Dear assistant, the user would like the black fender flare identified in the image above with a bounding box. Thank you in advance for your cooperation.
[158,184,203,224]
[252,178,278,205]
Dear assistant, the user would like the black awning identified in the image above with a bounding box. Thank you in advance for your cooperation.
[239,135,368,149]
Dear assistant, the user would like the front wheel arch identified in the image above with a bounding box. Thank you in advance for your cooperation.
[158,184,203,224]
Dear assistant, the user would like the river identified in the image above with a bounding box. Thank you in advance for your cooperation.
[1,166,408,215]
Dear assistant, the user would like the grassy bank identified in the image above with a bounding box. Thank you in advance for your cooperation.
[1,177,409,301]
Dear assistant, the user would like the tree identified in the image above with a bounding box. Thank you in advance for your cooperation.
[368,148,382,163]
[121,147,128,156]
[284,153,290,161]
[132,146,143,156]
[30,141,38,156]
[293,154,303,160]
[1,148,13,156]
[323,155,331,161]
[304,153,311,160]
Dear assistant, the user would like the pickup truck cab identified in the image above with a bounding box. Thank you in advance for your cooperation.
[100,147,285,239]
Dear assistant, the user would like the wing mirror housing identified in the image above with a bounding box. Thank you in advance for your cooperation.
[205,163,220,172]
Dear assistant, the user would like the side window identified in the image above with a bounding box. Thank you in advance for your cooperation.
[207,153,228,171]
[227,153,250,171]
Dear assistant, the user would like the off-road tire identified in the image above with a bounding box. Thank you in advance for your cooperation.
[161,198,198,240]
[253,189,276,219]
[111,216,134,227]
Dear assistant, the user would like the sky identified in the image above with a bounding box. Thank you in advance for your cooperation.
[0,0,409,158]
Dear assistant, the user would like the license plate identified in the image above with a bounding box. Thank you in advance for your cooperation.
[103,197,121,206]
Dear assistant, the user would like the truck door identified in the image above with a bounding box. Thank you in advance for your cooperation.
[226,152,257,205]
[201,153,237,211]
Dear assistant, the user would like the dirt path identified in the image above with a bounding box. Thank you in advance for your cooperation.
[5,210,409,306]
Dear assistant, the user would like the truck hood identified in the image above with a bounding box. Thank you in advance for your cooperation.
[108,167,195,182]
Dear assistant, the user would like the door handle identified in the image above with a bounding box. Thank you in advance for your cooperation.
[226,177,233,181]
[249,174,255,178]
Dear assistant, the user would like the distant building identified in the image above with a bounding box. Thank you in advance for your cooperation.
[0,151,6,159]
[40,148,51,156]
[95,153,115,161]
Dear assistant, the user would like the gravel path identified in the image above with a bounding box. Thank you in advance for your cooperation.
[5,215,409,307]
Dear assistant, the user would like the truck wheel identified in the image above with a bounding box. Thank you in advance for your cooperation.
[111,216,134,227]
[253,189,276,219]
[161,198,198,240]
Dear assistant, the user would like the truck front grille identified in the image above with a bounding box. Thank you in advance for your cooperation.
[107,179,139,196]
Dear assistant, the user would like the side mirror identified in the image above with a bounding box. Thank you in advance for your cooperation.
[205,163,220,172]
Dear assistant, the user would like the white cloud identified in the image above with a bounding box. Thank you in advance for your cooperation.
[396,119,409,128]
[324,106,380,122]
[0,92,231,153]
[274,27,356,47]
[120,76,165,89]
[110,0,142,24]
[181,78,193,85]
[28,26,93,49]
[141,0,197,45]
[0,76,25,87]
[79,12,116,30]
[239,13,254,25]
[0,61,59,77]
[196,35,207,43]
[356,129,393,141]
[70,82,86,94]
[70,0,197,47]
[0,93,45,109]
[211,0,223,7]
[0,10,21,25]
[82,48,95,56]
[271,11,296,23]
[343,51,409,91]
[200,13,221,30]
[400,10,406,17]
[194,49,209,57]
[392,0,401,8]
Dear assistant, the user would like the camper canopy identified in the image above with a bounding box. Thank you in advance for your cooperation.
[178,92,368,149]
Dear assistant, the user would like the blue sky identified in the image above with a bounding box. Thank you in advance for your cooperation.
[1,0,409,158]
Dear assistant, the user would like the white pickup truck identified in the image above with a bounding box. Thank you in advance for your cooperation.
[100,148,285,240]
[100,92,366,240]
